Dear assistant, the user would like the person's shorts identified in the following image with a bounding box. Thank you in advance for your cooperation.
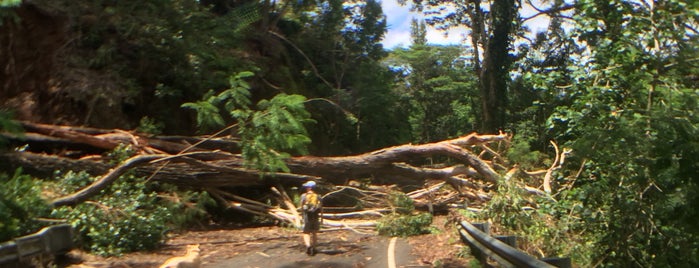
[303,212,320,233]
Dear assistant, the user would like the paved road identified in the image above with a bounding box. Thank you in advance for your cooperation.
[207,230,428,268]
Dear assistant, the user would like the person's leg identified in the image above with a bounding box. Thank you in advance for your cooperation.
[304,213,320,255]
[303,212,313,254]
[310,232,317,255]
[303,233,313,255]
[303,233,311,248]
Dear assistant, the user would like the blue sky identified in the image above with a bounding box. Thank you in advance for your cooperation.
[380,1,468,49]
[380,1,554,49]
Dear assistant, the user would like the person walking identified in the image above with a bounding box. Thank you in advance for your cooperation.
[299,180,322,256]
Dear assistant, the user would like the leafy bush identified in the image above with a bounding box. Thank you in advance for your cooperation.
[0,168,51,242]
[49,169,213,256]
[506,135,542,170]
[465,177,596,265]
[377,212,433,237]
[387,190,415,214]
[377,191,433,237]
[105,143,137,164]
[136,116,164,135]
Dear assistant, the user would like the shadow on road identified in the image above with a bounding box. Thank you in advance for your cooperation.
[278,260,358,268]
[316,241,367,255]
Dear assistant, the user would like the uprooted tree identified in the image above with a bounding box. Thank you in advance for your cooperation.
[0,121,564,229]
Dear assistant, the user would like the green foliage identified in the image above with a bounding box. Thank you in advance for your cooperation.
[2,0,695,264]
[506,136,543,170]
[0,169,52,242]
[181,90,227,132]
[180,71,256,132]
[376,212,433,237]
[377,191,433,237]
[49,170,212,256]
[386,44,479,143]
[45,145,213,256]
[539,1,699,266]
[454,246,482,268]
[239,93,314,172]
[25,0,255,131]
[500,0,699,266]
[136,116,164,135]
[9,0,400,154]
[282,0,411,153]
[183,72,314,173]
[158,185,216,228]
[467,177,596,265]
[387,191,415,214]
[0,0,20,7]
[106,143,137,165]
[0,0,20,24]
[180,72,253,131]
[0,109,22,148]
[0,165,212,256]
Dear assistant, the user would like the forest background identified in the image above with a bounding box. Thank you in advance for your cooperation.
[0,0,697,267]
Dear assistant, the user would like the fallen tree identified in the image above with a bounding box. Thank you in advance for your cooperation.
[2,121,510,188]
[0,121,565,228]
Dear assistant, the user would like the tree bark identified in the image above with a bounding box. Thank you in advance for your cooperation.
[479,0,516,133]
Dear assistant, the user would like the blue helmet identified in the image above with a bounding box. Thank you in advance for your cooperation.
[302,181,316,188]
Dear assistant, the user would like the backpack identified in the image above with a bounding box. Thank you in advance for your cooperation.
[302,192,321,213]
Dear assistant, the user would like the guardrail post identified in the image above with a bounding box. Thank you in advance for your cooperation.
[466,223,491,267]
[15,233,45,262]
[472,223,490,234]
[0,225,74,267]
[495,235,517,248]
[541,257,571,268]
[0,242,20,267]
[45,224,74,254]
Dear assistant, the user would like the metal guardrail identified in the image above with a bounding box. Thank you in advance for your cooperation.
[0,224,74,267]
[458,221,571,268]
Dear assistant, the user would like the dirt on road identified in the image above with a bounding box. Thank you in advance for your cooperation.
[60,216,472,268]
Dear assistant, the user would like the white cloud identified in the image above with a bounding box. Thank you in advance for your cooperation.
[381,0,555,49]
[520,3,552,33]
[381,0,413,48]
[383,29,412,49]
[381,1,469,49]
[424,26,468,46]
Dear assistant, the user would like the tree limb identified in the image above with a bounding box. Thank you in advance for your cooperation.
[52,154,166,207]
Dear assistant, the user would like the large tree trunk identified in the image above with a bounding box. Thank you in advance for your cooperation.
[478,0,516,133]
[2,121,511,199]
[2,122,509,188]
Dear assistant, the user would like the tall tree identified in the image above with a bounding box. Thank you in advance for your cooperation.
[277,0,409,154]
[403,0,519,133]
[410,18,427,46]
[385,20,479,143]
[538,0,699,266]
[509,0,581,149]
[479,0,515,133]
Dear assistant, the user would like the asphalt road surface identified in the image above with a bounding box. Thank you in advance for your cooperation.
[207,229,429,268]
